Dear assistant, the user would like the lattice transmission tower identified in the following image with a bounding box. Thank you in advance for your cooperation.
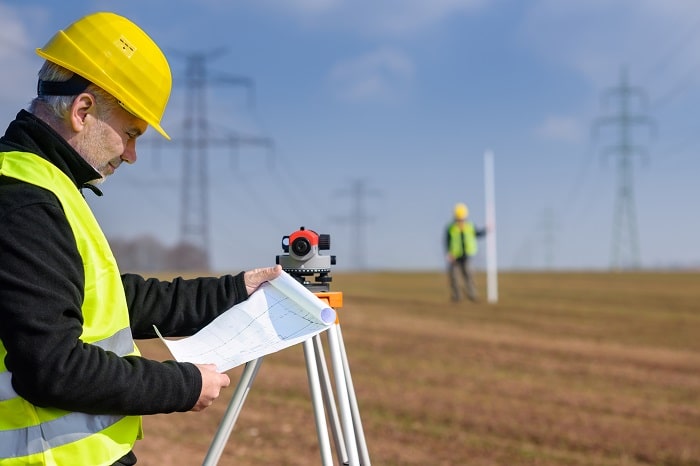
[538,208,558,270]
[332,179,381,270]
[593,67,654,270]
[175,50,273,269]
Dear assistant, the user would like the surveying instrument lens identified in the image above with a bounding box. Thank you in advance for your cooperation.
[292,237,311,257]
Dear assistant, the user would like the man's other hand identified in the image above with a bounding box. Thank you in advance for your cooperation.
[192,363,230,411]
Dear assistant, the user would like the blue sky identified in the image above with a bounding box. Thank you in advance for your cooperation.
[1,0,698,272]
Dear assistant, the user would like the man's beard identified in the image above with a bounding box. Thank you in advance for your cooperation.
[74,118,118,183]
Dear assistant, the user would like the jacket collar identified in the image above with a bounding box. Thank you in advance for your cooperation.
[0,109,103,193]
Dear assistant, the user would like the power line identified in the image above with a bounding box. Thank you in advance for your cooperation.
[644,15,700,81]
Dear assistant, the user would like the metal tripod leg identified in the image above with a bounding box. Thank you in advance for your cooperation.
[326,324,361,466]
[202,326,371,465]
[201,336,339,466]
[202,357,264,466]
[303,337,334,465]
[312,324,371,466]
[312,333,349,464]
[335,324,371,465]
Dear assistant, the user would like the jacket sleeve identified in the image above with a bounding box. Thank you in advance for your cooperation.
[0,194,242,416]
[444,224,451,253]
[122,271,248,339]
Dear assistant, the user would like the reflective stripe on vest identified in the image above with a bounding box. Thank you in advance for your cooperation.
[0,411,126,458]
[0,151,142,465]
[448,221,477,258]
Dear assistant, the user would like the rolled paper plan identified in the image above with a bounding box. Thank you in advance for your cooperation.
[155,271,337,372]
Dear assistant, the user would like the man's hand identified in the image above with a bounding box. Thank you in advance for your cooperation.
[192,364,230,412]
[244,264,282,296]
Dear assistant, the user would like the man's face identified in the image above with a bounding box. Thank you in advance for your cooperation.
[75,104,148,181]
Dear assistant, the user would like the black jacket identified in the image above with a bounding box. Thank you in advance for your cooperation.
[0,110,248,418]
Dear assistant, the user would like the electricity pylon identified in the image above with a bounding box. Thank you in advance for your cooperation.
[593,67,654,270]
[538,208,557,269]
[175,50,274,269]
[332,179,381,270]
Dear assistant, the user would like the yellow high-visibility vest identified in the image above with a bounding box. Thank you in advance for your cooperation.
[448,221,477,258]
[0,151,142,466]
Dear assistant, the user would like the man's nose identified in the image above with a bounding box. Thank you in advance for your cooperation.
[122,140,138,164]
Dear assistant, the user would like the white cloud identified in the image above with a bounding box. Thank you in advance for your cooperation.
[251,0,488,36]
[522,0,700,89]
[0,7,27,56]
[0,4,41,114]
[355,0,488,35]
[328,46,415,101]
[535,115,584,143]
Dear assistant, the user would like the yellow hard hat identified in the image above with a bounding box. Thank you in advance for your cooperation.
[454,203,468,220]
[36,12,172,140]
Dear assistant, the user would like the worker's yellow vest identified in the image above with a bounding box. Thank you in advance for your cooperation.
[448,221,477,258]
[0,151,142,466]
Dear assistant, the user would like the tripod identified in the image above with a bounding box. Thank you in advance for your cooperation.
[201,288,371,466]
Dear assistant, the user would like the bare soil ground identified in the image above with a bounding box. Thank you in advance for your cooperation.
[132,271,700,465]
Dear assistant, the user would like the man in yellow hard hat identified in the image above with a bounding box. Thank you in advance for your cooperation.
[445,202,487,302]
[0,12,280,466]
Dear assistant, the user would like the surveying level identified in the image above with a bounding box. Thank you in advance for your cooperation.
[203,228,371,466]
[276,226,336,292]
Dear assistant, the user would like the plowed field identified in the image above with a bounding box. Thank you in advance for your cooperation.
[132,271,700,465]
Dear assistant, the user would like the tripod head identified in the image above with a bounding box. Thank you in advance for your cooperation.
[276,226,336,292]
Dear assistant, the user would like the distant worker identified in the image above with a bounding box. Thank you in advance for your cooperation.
[444,202,487,302]
[0,12,281,466]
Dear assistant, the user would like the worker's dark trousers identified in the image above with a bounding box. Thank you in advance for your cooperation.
[448,256,477,302]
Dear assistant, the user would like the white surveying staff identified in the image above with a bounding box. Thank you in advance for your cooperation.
[484,150,499,303]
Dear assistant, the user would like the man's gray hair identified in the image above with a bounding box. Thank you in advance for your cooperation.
[30,61,120,122]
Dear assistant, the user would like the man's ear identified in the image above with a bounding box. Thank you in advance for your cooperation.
[69,93,96,133]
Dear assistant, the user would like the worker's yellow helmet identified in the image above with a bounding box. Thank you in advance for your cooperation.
[454,203,468,220]
[36,12,172,140]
